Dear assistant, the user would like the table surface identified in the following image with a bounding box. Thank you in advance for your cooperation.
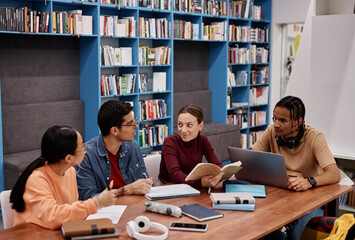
[0,183,351,240]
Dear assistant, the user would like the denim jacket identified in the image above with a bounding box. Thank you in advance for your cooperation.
[75,134,149,200]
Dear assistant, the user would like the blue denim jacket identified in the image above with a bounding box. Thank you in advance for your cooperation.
[75,134,149,200]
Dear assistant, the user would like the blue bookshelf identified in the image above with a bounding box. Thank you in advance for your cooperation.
[0,0,271,190]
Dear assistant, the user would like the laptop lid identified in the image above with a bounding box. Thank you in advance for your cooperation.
[228,146,289,188]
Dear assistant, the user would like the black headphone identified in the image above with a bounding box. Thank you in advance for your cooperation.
[275,124,304,149]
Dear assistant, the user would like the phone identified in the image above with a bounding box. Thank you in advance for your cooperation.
[169,222,208,232]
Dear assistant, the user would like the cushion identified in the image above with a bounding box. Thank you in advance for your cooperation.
[2,100,85,154]
[174,90,212,127]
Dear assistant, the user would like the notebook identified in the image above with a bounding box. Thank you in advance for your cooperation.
[145,184,200,200]
[228,146,289,188]
[180,203,224,221]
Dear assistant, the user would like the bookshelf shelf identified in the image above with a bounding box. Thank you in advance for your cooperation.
[0,0,271,188]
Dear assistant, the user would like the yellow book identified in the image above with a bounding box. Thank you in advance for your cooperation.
[52,12,56,33]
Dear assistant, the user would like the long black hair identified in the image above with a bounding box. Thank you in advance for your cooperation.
[10,126,78,212]
[275,96,306,130]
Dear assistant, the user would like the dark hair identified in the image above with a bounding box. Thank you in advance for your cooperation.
[10,126,78,212]
[178,104,204,124]
[98,100,133,136]
[275,96,306,128]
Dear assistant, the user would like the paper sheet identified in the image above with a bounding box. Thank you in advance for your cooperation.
[86,205,127,224]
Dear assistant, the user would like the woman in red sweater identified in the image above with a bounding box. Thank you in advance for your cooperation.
[158,104,223,188]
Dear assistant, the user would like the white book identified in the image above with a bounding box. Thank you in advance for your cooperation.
[120,47,132,65]
[100,16,105,35]
[82,15,93,35]
[153,72,166,92]
[145,184,200,200]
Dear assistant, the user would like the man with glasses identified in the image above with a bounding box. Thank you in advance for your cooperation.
[75,100,153,200]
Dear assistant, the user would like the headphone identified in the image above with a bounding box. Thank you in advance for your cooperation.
[126,216,168,240]
[275,123,304,149]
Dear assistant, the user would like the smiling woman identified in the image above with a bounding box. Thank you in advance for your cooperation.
[158,104,224,189]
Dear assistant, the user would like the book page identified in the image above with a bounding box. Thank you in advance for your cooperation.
[220,161,242,180]
[185,163,221,181]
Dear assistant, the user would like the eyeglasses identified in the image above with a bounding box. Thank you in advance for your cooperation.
[121,116,138,127]
[76,144,87,154]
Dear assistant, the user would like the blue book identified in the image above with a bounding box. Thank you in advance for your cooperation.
[212,203,255,211]
[180,204,224,221]
[225,184,266,198]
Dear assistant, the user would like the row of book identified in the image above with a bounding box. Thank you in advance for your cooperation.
[139,124,168,147]
[251,5,262,20]
[248,130,264,148]
[229,46,249,64]
[229,25,249,42]
[139,17,170,38]
[100,16,136,37]
[174,0,201,12]
[138,46,171,66]
[52,10,92,35]
[138,72,167,92]
[0,7,49,33]
[101,0,136,6]
[249,111,266,127]
[250,67,269,85]
[101,46,132,66]
[202,21,227,41]
[139,99,167,120]
[139,0,171,9]
[202,0,228,16]
[229,0,250,18]
[227,109,248,129]
[346,179,355,206]
[173,20,199,40]
[100,74,136,96]
[250,27,269,43]
[249,86,268,105]
[228,69,247,87]
[250,45,269,64]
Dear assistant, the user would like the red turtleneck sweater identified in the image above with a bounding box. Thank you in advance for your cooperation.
[158,134,222,188]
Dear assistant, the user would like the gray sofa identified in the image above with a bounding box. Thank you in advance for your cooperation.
[0,35,84,190]
[174,41,240,162]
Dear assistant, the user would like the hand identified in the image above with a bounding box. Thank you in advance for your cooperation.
[201,172,224,188]
[96,182,119,208]
[287,170,304,178]
[287,177,312,191]
[125,178,153,195]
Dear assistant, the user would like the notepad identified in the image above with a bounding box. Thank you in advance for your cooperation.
[180,203,224,221]
[225,184,266,198]
[145,184,200,200]
[212,203,255,211]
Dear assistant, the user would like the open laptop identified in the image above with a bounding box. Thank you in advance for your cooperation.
[228,146,289,188]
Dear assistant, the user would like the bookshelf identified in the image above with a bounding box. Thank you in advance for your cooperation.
[0,0,271,189]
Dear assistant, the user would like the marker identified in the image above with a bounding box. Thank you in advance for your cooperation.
[142,173,148,179]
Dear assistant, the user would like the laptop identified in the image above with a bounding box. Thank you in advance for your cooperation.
[228,146,289,188]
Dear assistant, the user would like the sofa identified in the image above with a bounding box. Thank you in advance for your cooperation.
[0,35,84,190]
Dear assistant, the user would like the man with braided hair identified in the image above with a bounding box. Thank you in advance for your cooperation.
[253,96,340,240]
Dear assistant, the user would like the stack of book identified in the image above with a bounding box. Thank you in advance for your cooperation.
[210,192,255,211]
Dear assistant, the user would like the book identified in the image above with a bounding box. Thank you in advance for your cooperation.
[185,161,242,182]
[210,192,255,204]
[212,203,255,211]
[145,184,200,200]
[225,184,266,198]
[152,72,166,92]
[180,203,224,222]
[61,218,118,238]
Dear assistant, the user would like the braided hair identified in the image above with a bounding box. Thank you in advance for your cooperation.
[275,96,306,130]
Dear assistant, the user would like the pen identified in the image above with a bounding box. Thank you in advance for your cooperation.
[208,187,211,194]
[142,172,148,179]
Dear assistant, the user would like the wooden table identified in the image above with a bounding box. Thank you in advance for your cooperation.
[0,184,351,240]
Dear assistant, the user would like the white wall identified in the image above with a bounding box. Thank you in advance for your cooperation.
[272,0,311,24]
[309,14,355,157]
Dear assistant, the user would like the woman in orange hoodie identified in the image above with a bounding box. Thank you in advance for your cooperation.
[10,125,119,229]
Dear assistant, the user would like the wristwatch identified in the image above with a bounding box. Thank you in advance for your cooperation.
[308,177,317,188]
